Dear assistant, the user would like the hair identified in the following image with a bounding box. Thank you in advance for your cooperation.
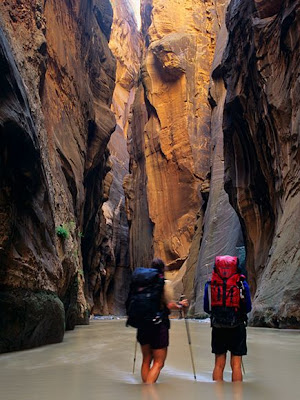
[151,258,165,273]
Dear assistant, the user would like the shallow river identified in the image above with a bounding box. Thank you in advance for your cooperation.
[0,319,299,400]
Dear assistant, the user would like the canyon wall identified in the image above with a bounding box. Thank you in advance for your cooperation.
[0,0,116,352]
[192,15,245,316]
[1,0,299,356]
[88,0,141,315]
[221,0,300,327]
[167,0,300,327]
[128,0,245,313]
[127,0,231,273]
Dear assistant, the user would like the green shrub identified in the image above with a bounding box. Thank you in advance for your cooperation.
[56,225,69,239]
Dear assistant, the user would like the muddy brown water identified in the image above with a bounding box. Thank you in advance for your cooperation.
[0,319,299,400]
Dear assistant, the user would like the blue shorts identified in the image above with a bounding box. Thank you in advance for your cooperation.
[137,321,169,349]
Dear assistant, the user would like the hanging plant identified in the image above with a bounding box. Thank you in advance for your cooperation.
[56,225,70,239]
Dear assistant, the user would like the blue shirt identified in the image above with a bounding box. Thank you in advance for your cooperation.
[203,280,252,314]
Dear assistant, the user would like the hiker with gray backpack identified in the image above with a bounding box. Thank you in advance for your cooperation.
[204,255,252,381]
[126,258,188,384]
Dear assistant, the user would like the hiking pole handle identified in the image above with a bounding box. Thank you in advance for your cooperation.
[179,294,189,312]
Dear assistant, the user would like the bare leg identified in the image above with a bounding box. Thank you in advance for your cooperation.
[231,354,243,382]
[213,353,226,381]
[145,348,167,384]
[141,344,153,383]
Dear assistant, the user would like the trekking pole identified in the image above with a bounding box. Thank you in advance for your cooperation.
[242,358,246,376]
[132,339,138,374]
[181,296,197,381]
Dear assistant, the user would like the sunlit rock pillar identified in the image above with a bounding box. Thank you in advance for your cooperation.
[128,0,229,273]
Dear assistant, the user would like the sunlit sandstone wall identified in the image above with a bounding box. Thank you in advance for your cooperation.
[0,0,116,352]
[127,0,229,270]
[222,0,300,327]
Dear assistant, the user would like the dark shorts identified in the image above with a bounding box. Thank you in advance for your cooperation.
[137,321,169,349]
[212,324,247,356]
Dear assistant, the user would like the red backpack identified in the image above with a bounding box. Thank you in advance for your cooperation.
[209,255,245,328]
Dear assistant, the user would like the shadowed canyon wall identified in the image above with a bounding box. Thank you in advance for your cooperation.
[192,16,245,316]
[221,0,300,327]
[0,0,117,352]
[175,0,300,326]
[164,0,300,327]
[88,0,141,316]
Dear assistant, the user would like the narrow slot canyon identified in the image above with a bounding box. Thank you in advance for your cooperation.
[0,0,299,359]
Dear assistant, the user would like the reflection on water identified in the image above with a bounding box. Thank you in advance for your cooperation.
[0,320,299,400]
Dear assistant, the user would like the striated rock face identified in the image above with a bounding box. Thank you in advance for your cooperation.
[167,0,300,326]
[192,16,246,317]
[87,0,141,315]
[124,83,155,268]
[0,25,65,350]
[222,0,300,327]
[254,0,283,18]
[0,0,116,352]
[127,0,229,270]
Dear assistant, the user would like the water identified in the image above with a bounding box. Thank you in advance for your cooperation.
[0,319,299,400]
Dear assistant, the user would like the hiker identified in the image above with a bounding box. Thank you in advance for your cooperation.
[204,255,252,382]
[126,258,188,384]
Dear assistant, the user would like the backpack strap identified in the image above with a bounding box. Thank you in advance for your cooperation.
[208,281,212,312]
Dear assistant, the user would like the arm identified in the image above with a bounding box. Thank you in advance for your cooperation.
[164,281,189,310]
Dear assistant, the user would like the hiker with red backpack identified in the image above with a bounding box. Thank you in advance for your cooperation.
[204,255,252,382]
[126,258,188,384]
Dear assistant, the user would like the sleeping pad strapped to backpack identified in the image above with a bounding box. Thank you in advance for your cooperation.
[209,255,246,328]
[126,267,165,329]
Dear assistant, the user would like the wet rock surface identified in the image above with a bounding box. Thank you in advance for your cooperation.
[0,287,65,353]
